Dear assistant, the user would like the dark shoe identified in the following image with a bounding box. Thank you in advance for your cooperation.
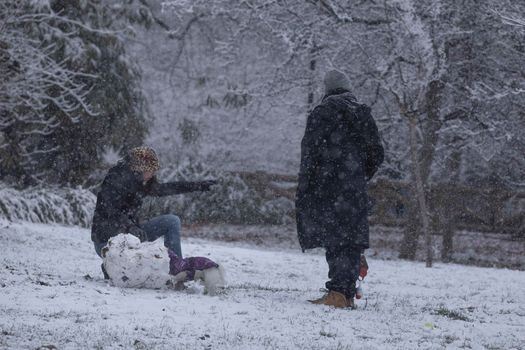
[101,264,110,280]
[308,291,353,308]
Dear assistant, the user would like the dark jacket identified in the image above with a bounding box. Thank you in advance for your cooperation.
[296,89,384,251]
[91,161,207,243]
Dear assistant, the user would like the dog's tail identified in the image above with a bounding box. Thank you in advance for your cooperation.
[203,265,226,296]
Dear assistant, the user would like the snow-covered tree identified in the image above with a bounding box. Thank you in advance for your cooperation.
[347,0,451,267]
[370,0,525,264]
[143,0,390,171]
[0,0,154,185]
[0,1,95,184]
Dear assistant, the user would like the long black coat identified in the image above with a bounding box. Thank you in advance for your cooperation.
[296,89,384,251]
[91,161,206,243]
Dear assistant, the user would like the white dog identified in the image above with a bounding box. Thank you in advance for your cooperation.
[101,234,225,294]
[170,256,226,296]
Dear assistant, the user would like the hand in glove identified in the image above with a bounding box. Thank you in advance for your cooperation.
[128,225,148,242]
[198,180,218,192]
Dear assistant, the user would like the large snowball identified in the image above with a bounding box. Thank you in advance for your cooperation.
[102,234,173,289]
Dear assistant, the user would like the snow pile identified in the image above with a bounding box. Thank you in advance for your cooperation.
[0,183,95,227]
[102,234,173,289]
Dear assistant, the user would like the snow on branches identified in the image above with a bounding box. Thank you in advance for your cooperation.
[0,0,153,185]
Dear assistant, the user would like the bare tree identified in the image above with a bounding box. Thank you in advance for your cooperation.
[359,0,451,267]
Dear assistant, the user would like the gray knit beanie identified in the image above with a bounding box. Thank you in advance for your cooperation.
[324,70,351,94]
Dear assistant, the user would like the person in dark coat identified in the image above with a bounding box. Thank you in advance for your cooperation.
[91,146,216,278]
[296,70,384,308]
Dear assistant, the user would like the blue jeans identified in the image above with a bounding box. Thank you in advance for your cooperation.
[94,214,182,258]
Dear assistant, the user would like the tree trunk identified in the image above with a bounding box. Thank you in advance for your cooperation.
[441,151,461,262]
[399,186,421,260]
[408,116,433,267]
[441,222,454,263]
[306,41,318,113]
[398,80,443,263]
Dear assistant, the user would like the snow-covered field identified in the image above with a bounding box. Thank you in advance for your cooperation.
[1,221,524,350]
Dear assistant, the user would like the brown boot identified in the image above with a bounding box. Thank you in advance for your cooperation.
[308,291,352,308]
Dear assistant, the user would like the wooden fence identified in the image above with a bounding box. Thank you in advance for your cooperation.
[233,171,524,238]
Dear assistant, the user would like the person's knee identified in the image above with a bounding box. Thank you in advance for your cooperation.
[165,214,181,230]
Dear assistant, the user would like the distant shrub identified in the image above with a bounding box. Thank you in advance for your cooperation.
[141,161,294,225]
[0,183,95,227]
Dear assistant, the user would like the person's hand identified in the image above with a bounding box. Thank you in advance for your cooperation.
[128,225,148,242]
[199,180,218,191]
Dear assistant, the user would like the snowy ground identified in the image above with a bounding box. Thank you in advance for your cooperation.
[1,221,524,350]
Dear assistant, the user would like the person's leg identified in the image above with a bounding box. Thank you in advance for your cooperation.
[141,214,182,257]
[325,243,361,299]
[93,241,107,258]
[93,242,110,279]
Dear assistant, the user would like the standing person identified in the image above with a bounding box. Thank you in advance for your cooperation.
[91,146,216,278]
[296,70,384,308]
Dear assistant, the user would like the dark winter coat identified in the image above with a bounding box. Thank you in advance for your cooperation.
[296,89,384,251]
[91,161,209,244]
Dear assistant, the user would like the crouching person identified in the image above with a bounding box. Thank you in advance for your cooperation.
[296,70,384,308]
[91,146,216,279]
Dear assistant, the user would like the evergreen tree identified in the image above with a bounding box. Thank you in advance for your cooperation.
[0,0,154,186]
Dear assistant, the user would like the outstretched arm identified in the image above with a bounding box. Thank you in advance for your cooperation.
[145,179,217,197]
